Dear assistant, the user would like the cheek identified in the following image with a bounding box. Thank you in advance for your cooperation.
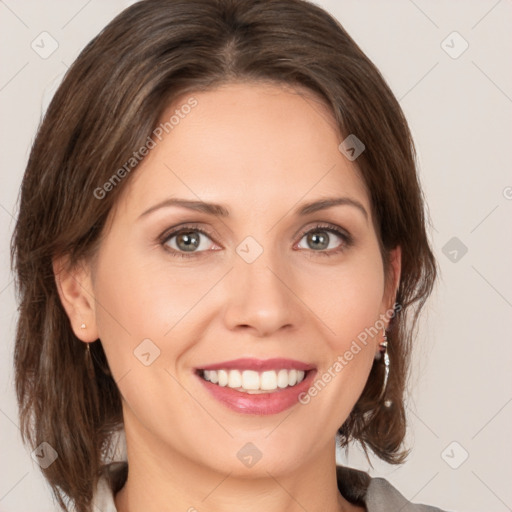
[294,248,385,416]
[92,240,195,341]
[91,241,226,385]
[91,249,204,434]
[299,250,386,346]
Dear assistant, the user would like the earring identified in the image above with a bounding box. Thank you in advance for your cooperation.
[80,323,86,329]
[378,330,392,408]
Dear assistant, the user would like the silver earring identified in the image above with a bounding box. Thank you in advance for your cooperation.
[378,330,392,408]
[80,323,86,329]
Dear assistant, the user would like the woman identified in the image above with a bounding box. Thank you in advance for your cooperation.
[11,0,443,510]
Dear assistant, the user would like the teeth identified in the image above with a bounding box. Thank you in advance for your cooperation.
[218,369,228,387]
[202,368,306,392]
[277,369,289,388]
[261,370,277,390]
[228,370,242,388]
[242,370,260,390]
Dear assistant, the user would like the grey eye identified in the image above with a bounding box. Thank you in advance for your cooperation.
[297,229,345,251]
[165,230,213,253]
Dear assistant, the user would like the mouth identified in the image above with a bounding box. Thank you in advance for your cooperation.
[194,358,317,415]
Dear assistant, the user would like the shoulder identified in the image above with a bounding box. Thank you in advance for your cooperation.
[336,465,451,512]
[365,477,450,511]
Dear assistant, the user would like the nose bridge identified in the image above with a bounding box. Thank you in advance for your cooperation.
[223,234,297,336]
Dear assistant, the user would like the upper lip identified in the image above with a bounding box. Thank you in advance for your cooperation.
[197,358,315,372]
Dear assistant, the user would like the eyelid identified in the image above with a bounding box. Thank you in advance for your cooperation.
[295,222,351,242]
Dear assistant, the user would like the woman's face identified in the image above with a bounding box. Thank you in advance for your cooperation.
[87,82,399,476]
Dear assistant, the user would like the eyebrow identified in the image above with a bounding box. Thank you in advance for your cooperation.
[138,196,368,220]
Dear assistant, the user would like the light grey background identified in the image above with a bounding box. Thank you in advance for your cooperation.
[1,1,511,511]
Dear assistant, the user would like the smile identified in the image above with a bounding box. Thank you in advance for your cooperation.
[195,358,316,415]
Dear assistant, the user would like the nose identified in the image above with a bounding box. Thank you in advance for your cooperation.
[222,244,300,337]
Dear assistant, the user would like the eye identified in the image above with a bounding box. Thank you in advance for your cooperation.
[295,223,352,257]
[159,222,352,259]
[160,224,218,259]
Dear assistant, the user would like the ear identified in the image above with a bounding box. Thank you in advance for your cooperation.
[386,245,401,309]
[375,246,401,356]
[379,245,402,325]
[52,255,99,343]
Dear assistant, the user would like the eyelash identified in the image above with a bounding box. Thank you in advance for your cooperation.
[159,222,353,259]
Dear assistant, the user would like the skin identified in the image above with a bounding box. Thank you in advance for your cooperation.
[55,81,400,512]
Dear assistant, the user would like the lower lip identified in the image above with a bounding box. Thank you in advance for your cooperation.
[195,370,317,415]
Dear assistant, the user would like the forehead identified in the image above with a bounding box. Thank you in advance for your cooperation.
[116,81,370,222]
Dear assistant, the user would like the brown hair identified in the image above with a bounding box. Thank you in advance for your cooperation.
[11,0,436,510]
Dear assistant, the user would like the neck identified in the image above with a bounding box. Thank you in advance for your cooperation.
[114,422,360,512]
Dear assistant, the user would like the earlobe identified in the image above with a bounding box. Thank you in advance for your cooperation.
[52,255,99,343]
